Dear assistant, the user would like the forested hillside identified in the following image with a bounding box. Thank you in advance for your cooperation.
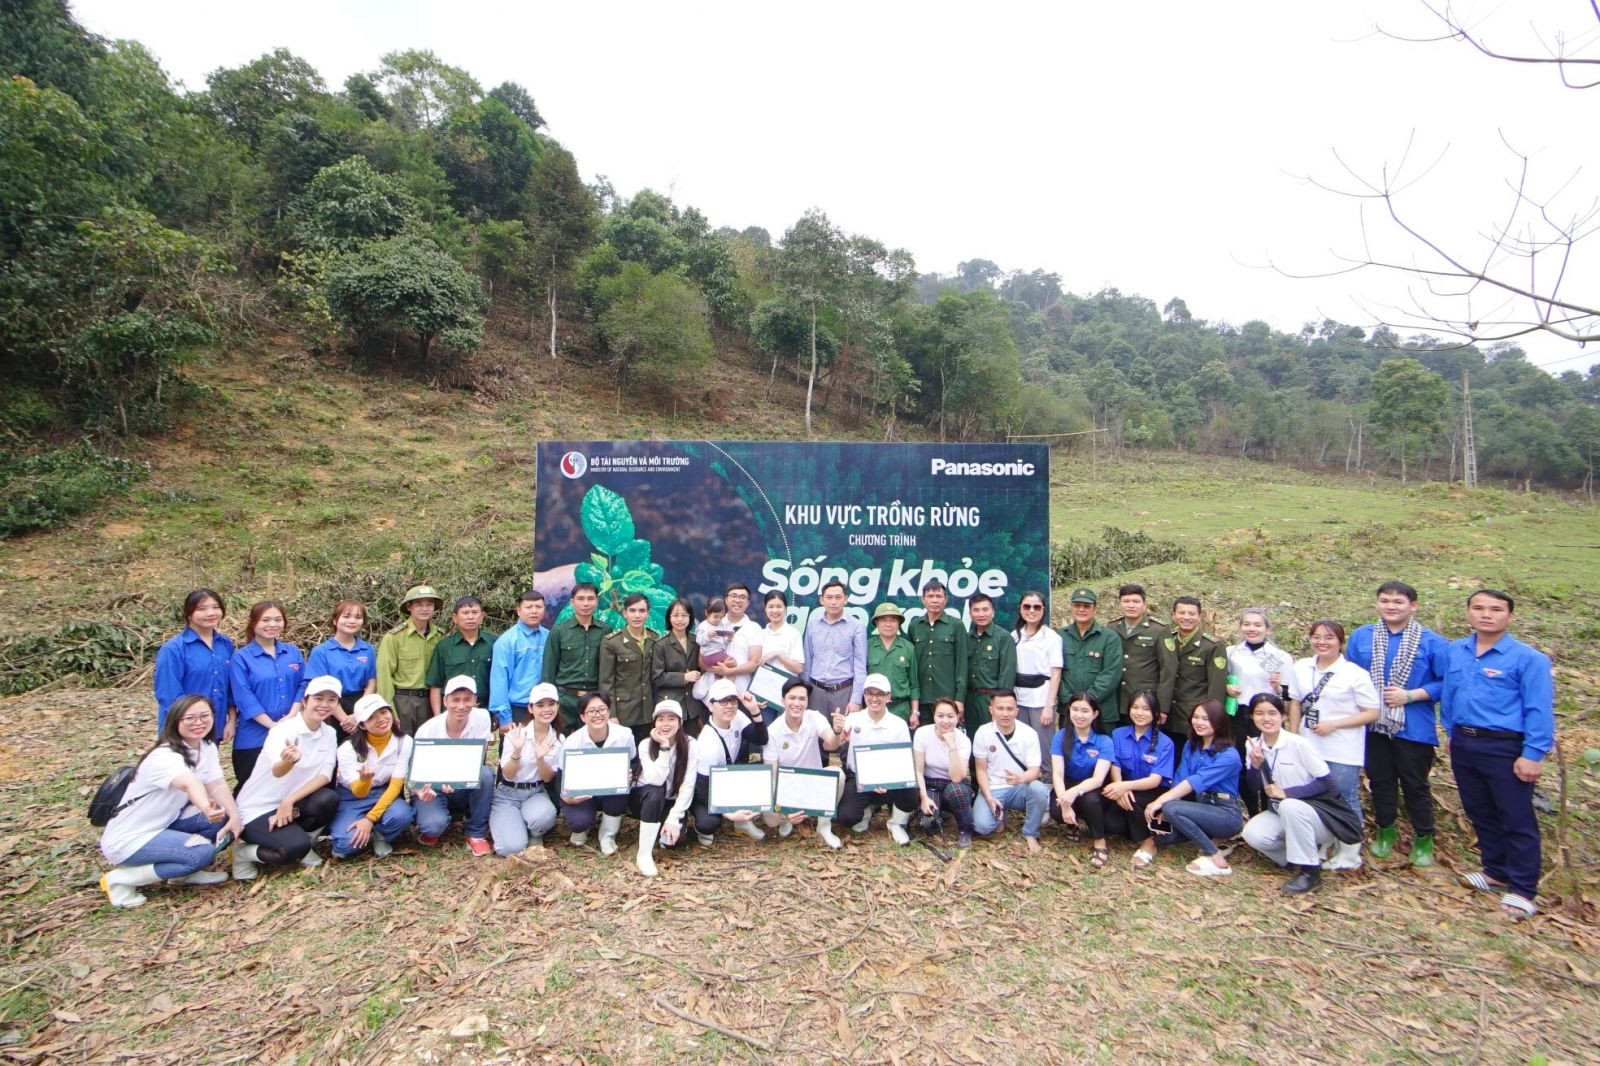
[3,0,1598,541]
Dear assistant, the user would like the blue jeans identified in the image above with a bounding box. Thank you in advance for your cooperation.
[124,811,224,878]
[414,766,494,839]
[972,781,1049,838]
[1326,762,1363,822]
[330,787,415,857]
[489,782,558,855]
[1160,797,1243,856]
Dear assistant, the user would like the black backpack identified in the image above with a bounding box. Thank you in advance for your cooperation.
[86,766,144,827]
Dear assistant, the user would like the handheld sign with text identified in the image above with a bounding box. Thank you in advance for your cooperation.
[748,664,797,713]
[852,742,916,791]
[773,766,839,818]
[560,747,632,796]
[707,764,776,814]
[407,738,487,790]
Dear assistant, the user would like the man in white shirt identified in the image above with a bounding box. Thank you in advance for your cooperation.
[710,584,764,694]
[832,675,916,844]
[970,691,1049,853]
[412,676,495,855]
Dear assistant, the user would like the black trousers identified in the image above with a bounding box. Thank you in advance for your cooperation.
[1102,788,1157,844]
[231,746,262,791]
[836,774,917,825]
[241,786,339,866]
[1366,732,1437,835]
[1049,777,1108,838]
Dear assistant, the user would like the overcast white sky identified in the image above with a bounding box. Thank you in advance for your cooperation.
[69,0,1600,373]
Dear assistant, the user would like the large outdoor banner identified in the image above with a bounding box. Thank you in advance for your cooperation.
[533,441,1050,630]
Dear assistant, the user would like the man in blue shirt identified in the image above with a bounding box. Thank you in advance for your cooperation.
[803,579,867,720]
[1441,588,1555,919]
[489,591,548,731]
[1346,581,1450,867]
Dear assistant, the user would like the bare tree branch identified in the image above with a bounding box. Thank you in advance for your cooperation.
[1377,1,1600,89]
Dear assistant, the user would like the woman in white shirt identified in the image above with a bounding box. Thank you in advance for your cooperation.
[329,693,414,859]
[628,699,699,876]
[99,695,242,907]
[1011,590,1063,760]
[1225,608,1293,813]
[491,683,562,855]
[690,679,769,845]
[231,676,342,880]
[560,690,637,855]
[763,678,843,847]
[1287,620,1380,871]
[1240,692,1341,894]
[759,591,805,675]
[913,698,974,848]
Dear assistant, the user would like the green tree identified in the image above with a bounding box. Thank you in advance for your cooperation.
[775,209,848,435]
[435,98,540,220]
[290,156,418,252]
[525,145,597,359]
[203,48,326,150]
[1368,358,1449,480]
[371,49,481,130]
[326,234,485,364]
[595,263,712,406]
[486,81,544,130]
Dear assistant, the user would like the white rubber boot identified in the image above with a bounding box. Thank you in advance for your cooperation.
[231,842,260,881]
[636,822,661,877]
[735,818,766,841]
[373,835,393,858]
[169,869,229,885]
[100,864,162,908]
[569,831,589,847]
[852,806,874,834]
[887,807,912,846]
[697,831,716,848]
[816,816,842,850]
[597,814,623,856]
[299,847,324,868]
[1322,841,1363,871]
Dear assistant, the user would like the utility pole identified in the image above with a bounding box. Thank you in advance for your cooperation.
[1461,370,1478,490]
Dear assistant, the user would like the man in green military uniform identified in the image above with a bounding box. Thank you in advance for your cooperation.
[964,593,1017,735]
[1167,595,1227,739]
[426,595,498,716]
[541,582,607,728]
[905,579,968,716]
[866,603,920,724]
[1110,583,1176,722]
[376,584,445,734]
[1057,588,1123,729]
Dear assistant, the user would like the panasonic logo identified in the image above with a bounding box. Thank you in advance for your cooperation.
[930,458,1035,476]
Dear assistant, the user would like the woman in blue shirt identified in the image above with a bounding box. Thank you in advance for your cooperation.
[228,600,307,786]
[1101,689,1176,867]
[1048,692,1114,866]
[153,588,235,743]
[1145,699,1243,877]
[305,599,377,734]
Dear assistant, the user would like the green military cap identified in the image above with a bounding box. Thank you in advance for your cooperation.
[872,602,906,622]
[401,584,444,609]
[1069,588,1098,605]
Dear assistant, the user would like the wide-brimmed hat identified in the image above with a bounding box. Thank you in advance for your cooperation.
[871,603,905,623]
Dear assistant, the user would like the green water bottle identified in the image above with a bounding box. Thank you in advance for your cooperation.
[1224,675,1239,716]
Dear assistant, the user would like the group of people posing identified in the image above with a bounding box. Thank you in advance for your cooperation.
[102,577,1554,922]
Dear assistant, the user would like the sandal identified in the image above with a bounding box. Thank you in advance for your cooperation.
[1090,847,1109,869]
[1131,850,1155,868]
[1500,893,1537,919]
[1463,872,1507,893]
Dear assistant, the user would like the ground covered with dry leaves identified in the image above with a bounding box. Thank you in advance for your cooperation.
[1,693,1596,1066]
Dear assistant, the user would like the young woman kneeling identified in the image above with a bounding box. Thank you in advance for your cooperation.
[629,700,699,876]
[330,693,414,859]
[232,676,342,880]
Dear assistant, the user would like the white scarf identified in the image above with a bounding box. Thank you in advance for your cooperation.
[1369,620,1422,737]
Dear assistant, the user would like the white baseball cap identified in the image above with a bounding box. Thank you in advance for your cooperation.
[352,693,392,723]
[653,699,684,719]
[529,682,559,705]
[706,678,739,702]
[862,673,892,694]
[444,675,478,696]
[305,675,343,697]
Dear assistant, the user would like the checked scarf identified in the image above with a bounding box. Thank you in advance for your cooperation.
[1368,619,1422,737]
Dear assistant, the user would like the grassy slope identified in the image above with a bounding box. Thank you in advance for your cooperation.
[1,340,1599,1064]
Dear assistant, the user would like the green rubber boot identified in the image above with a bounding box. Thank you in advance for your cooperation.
[1370,824,1398,860]
[1410,833,1435,868]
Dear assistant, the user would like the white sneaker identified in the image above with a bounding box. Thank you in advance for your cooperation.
[735,819,766,841]
[232,843,260,881]
[373,836,393,858]
[1322,841,1363,871]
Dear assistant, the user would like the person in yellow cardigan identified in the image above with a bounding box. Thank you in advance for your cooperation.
[329,693,415,858]
[376,585,443,734]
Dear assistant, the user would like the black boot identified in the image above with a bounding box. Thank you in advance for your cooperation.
[1282,864,1322,894]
